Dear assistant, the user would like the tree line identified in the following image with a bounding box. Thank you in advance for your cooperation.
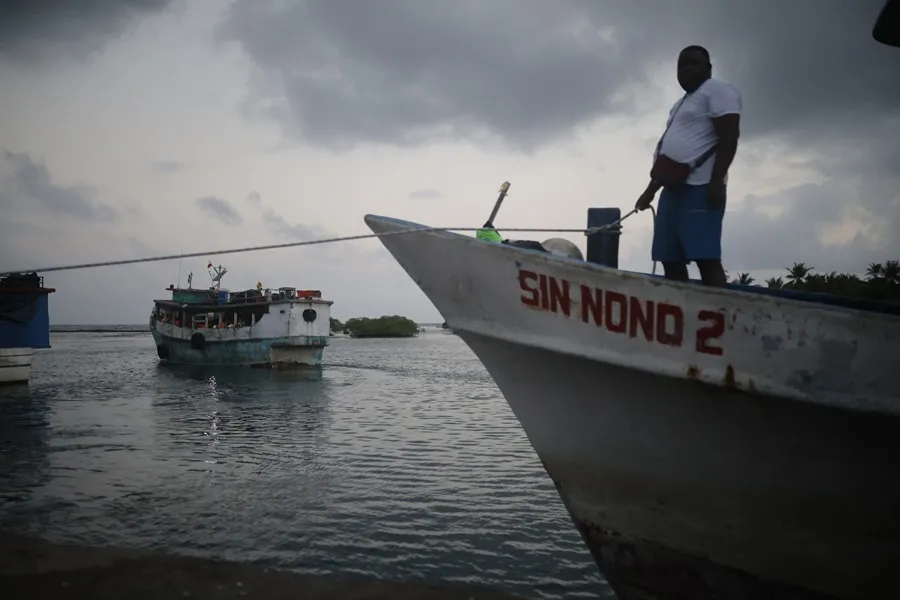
[329,315,419,338]
[728,260,900,302]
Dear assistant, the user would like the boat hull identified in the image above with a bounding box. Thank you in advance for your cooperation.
[151,330,328,367]
[460,329,900,600]
[363,214,900,600]
[0,347,33,386]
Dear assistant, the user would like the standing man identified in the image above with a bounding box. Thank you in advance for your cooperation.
[635,45,742,287]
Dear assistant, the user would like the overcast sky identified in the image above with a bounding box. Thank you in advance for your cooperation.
[1,0,897,324]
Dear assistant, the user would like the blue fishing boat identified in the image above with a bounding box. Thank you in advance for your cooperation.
[0,272,55,386]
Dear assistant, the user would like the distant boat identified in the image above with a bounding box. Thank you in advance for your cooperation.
[0,272,55,386]
[150,264,332,367]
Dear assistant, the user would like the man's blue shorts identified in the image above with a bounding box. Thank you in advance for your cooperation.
[651,183,725,264]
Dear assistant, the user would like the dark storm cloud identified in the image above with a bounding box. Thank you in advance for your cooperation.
[196,196,243,226]
[218,0,628,151]
[0,0,178,66]
[0,151,119,221]
[219,0,898,150]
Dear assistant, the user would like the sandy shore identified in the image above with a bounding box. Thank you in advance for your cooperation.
[0,532,530,599]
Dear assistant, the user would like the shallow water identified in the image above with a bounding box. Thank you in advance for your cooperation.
[0,329,610,599]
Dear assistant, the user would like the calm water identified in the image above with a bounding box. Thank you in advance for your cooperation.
[0,329,610,599]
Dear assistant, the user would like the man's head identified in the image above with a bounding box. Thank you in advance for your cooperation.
[677,45,712,93]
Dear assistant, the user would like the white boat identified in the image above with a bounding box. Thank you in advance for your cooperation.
[365,210,900,599]
[0,272,55,386]
[150,264,333,367]
[0,347,33,385]
[366,10,900,598]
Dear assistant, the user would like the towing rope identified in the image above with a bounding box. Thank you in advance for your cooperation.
[0,212,645,277]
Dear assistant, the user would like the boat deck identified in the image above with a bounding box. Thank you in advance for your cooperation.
[0,532,526,600]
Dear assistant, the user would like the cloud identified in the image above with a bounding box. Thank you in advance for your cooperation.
[0,0,178,67]
[218,0,631,151]
[153,160,183,174]
[244,190,328,241]
[3,0,897,324]
[196,196,243,226]
[0,150,119,222]
[219,1,898,151]
[409,188,443,200]
[260,211,322,240]
[219,0,899,280]
[723,179,898,274]
[623,171,899,276]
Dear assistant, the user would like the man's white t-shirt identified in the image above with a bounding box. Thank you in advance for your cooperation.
[654,77,742,186]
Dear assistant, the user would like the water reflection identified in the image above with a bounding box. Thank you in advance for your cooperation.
[155,362,325,384]
[148,361,335,481]
[0,388,53,528]
[3,331,608,599]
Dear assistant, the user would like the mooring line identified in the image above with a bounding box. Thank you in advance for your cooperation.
[0,212,638,277]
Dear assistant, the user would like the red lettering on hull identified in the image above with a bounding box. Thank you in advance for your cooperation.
[520,270,571,316]
[696,310,725,356]
[519,269,724,355]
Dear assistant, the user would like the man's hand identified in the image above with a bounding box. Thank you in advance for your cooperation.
[707,179,726,210]
[635,189,656,211]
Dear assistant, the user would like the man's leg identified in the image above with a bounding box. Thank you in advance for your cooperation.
[651,188,688,280]
[696,259,727,287]
[663,261,690,281]
[679,184,727,287]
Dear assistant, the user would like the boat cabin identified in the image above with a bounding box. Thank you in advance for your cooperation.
[151,264,325,331]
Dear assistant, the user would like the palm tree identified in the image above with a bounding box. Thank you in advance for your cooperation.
[766,276,785,289]
[734,272,755,285]
[785,262,813,288]
[866,262,884,281]
[883,260,900,284]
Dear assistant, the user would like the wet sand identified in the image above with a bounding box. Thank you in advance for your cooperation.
[0,532,530,599]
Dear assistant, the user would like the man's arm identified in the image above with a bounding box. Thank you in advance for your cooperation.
[708,82,742,182]
[643,180,662,195]
[710,113,740,182]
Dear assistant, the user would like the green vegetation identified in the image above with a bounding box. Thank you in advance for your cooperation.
[728,260,900,303]
[329,317,344,333]
[342,315,420,338]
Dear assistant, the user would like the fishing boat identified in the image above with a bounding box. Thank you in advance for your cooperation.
[150,264,332,367]
[0,272,56,386]
[365,6,900,598]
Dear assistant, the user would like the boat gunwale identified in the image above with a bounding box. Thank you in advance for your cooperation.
[152,329,328,345]
[364,213,900,322]
[151,297,334,310]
